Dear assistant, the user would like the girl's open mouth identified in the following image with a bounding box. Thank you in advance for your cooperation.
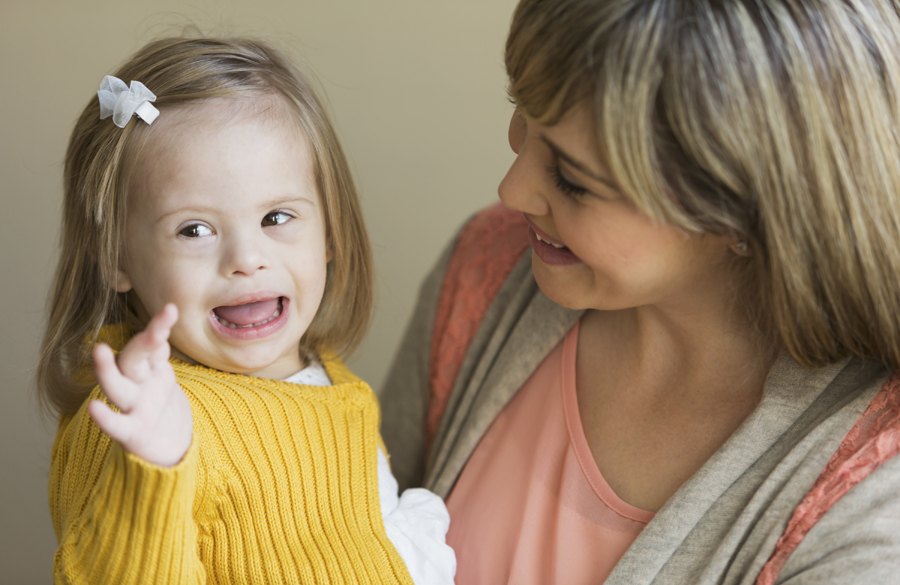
[210,296,289,340]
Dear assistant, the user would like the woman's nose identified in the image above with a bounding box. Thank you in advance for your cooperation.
[498,112,550,216]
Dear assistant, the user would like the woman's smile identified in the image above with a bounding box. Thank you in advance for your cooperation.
[523,214,583,265]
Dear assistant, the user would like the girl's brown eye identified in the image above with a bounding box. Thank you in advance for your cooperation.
[179,223,213,238]
[262,211,291,227]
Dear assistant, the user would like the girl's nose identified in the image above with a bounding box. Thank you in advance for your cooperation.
[498,112,550,217]
[221,233,268,277]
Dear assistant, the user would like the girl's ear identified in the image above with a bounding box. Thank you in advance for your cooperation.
[114,267,133,292]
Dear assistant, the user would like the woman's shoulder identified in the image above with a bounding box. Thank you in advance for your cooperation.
[755,365,900,582]
[607,357,900,584]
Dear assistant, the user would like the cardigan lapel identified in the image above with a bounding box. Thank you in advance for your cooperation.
[424,255,582,496]
[605,352,857,584]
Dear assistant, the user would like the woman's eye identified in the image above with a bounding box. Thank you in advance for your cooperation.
[262,211,292,227]
[179,223,214,238]
[548,165,588,198]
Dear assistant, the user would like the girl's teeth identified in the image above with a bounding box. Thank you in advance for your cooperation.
[216,301,283,329]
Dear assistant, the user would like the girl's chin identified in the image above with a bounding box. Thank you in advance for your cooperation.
[169,335,305,379]
[169,345,200,365]
[218,354,305,380]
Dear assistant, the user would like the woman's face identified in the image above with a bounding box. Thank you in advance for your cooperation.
[498,101,735,313]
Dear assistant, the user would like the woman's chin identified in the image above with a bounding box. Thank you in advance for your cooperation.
[533,265,595,310]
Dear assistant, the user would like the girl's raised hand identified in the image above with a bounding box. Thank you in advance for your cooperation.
[88,304,193,467]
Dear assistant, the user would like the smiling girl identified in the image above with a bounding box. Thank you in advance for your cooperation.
[39,37,455,585]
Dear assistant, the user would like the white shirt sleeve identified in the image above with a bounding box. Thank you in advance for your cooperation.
[378,448,457,585]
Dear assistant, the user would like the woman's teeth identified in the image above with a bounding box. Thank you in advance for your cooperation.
[536,233,565,249]
[216,302,282,329]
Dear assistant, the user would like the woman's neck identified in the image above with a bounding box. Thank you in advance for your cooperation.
[581,288,776,405]
[575,295,777,512]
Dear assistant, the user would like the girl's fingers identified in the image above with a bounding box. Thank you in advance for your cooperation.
[88,399,133,445]
[150,303,179,336]
[93,343,139,412]
[117,304,179,376]
[144,304,178,359]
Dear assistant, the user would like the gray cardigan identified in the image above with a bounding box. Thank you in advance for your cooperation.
[379,231,900,584]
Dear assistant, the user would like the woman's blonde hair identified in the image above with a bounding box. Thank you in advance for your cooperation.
[38,37,373,415]
[507,0,900,369]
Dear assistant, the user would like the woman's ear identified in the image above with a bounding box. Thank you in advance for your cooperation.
[114,267,133,293]
[729,239,752,257]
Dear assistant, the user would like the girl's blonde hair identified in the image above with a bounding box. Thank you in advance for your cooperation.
[507,0,900,369]
[38,37,373,415]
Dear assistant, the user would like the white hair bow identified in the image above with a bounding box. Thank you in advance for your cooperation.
[97,75,159,128]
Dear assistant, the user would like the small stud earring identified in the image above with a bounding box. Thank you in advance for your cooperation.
[735,241,748,253]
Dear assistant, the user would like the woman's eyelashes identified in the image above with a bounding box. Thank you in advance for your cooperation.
[548,165,589,198]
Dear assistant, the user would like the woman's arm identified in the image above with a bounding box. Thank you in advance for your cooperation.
[380,234,459,491]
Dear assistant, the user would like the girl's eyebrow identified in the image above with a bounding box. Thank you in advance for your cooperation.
[260,196,316,210]
[541,137,618,190]
[154,196,317,223]
[154,205,219,224]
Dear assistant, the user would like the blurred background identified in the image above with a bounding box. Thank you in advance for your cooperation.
[1,0,518,580]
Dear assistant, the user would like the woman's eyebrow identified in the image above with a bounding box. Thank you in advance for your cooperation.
[542,137,617,190]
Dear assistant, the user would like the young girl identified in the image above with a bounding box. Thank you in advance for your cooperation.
[39,37,455,585]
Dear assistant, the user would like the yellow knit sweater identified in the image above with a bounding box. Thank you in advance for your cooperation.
[49,352,414,585]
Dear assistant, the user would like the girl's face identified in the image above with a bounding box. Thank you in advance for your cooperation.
[499,101,734,314]
[115,99,330,379]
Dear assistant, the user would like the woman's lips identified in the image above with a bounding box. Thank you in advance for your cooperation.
[209,296,289,340]
[522,216,583,266]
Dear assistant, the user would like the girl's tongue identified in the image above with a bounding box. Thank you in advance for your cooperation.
[213,298,280,327]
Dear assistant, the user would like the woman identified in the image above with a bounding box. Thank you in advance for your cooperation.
[381,0,900,583]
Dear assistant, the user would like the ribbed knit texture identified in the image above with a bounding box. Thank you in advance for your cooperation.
[49,352,414,585]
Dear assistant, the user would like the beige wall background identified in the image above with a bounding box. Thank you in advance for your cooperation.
[1,0,518,581]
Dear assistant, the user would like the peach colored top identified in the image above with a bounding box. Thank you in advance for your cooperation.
[446,321,654,584]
